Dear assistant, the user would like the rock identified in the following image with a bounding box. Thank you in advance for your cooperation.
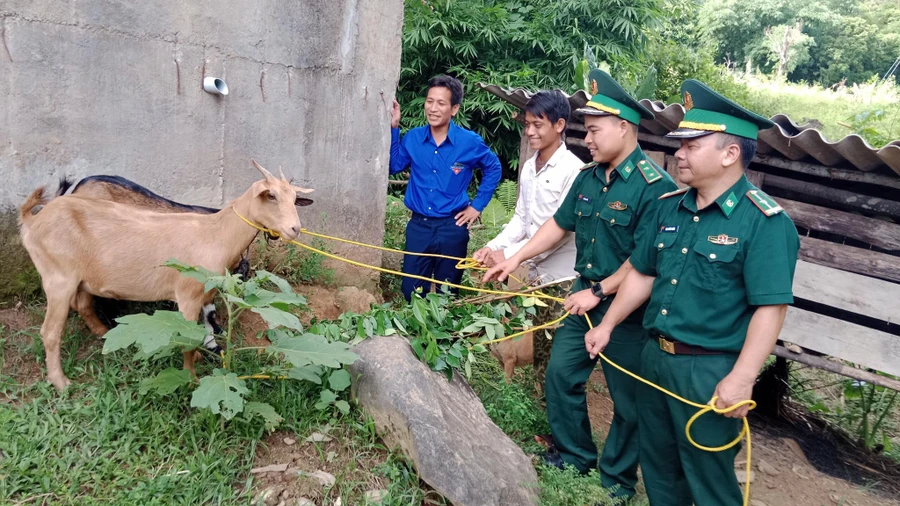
[781,438,809,466]
[283,437,296,446]
[364,489,388,504]
[735,470,754,484]
[251,464,289,474]
[294,499,315,506]
[254,487,282,506]
[791,464,810,479]
[306,432,333,443]
[276,501,286,506]
[336,286,378,314]
[334,499,342,506]
[758,459,779,476]
[751,500,768,506]
[349,335,540,506]
[784,342,803,354]
[307,470,336,488]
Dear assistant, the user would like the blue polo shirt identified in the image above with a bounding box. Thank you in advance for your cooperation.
[390,121,502,218]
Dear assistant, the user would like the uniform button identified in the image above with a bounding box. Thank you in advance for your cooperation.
[428,206,432,210]
[671,279,677,285]
[434,150,438,154]
[587,263,592,269]
[595,212,600,217]
[433,170,436,173]
[661,309,668,315]
[681,247,688,254]
[658,242,664,248]
[610,218,615,224]
[602,187,608,192]
[693,216,700,222]
[578,211,582,216]
[710,253,717,260]
[591,238,595,243]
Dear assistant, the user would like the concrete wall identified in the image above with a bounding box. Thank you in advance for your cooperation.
[0,0,403,299]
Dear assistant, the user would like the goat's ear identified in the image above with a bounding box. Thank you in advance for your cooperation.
[292,185,314,194]
[252,160,276,181]
[295,197,314,207]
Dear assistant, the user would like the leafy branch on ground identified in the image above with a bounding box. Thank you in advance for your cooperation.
[101,260,358,429]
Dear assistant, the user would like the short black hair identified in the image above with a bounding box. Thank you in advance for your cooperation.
[427,75,463,106]
[715,133,757,169]
[525,90,570,126]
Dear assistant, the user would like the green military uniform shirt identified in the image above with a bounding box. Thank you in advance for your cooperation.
[630,175,800,352]
[554,146,677,285]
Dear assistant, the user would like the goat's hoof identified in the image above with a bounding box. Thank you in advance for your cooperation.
[48,375,71,391]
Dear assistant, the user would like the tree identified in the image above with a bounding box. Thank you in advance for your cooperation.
[397,0,665,174]
[764,22,814,79]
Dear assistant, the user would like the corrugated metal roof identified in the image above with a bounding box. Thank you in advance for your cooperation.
[478,83,900,177]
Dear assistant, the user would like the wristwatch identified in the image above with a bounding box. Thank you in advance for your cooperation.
[590,281,609,301]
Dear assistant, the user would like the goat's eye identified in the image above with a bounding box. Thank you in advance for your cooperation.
[266,193,277,202]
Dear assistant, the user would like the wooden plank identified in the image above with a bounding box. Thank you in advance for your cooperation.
[745,169,766,188]
[781,307,900,377]
[799,236,900,284]
[793,260,899,324]
[764,173,900,220]
[777,197,900,252]
[665,155,686,188]
[646,150,665,169]
[773,345,900,392]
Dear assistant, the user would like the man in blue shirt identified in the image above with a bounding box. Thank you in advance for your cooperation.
[390,75,503,301]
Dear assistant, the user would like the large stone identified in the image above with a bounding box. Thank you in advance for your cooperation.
[336,286,379,315]
[349,335,539,506]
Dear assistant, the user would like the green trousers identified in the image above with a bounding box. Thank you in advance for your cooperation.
[545,301,647,498]
[637,341,743,506]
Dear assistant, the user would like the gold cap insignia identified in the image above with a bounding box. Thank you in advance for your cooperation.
[708,234,738,245]
[608,201,628,211]
[684,91,693,111]
[590,79,598,96]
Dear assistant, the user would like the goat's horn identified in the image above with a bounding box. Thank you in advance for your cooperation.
[278,166,287,181]
[252,160,275,181]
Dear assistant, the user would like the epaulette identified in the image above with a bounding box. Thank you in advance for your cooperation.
[637,159,663,184]
[658,187,690,200]
[746,189,784,216]
[579,161,598,171]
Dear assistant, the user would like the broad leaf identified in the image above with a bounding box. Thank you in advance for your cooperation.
[328,369,351,392]
[334,400,351,415]
[287,364,324,384]
[252,307,303,331]
[190,369,249,420]
[139,367,192,396]
[244,401,283,430]
[103,311,206,356]
[267,334,359,368]
[315,389,337,410]
[244,289,307,310]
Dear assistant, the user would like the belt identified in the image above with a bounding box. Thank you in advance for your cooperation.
[657,335,724,355]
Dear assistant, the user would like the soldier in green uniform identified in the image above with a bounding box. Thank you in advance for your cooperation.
[483,69,677,500]
[585,79,800,505]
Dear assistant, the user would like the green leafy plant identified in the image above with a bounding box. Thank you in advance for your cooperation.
[843,378,899,452]
[494,179,518,213]
[101,260,358,428]
[839,109,891,147]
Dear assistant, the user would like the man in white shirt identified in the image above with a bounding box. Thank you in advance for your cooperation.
[473,90,584,390]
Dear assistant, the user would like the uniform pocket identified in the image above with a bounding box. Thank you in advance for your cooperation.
[653,231,678,274]
[441,164,470,195]
[599,206,634,227]
[690,241,741,291]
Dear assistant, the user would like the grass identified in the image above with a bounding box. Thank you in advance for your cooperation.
[734,73,900,146]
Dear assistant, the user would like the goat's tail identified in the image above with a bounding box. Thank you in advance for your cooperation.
[57,176,76,197]
[19,187,46,224]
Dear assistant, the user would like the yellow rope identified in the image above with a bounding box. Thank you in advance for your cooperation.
[233,208,755,505]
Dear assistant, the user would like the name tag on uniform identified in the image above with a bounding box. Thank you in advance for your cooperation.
[451,162,465,175]
[578,194,592,203]
[660,225,679,233]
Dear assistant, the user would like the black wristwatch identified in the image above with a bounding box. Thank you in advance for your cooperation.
[590,281,609,301]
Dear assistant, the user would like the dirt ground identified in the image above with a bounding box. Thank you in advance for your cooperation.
[586,370,900,506]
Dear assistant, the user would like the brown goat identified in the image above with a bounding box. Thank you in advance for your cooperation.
[18,161,312,390]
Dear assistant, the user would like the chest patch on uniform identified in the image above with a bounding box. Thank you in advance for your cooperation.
[708,234,738,245]
[660,225,679,233]
[608,201,628,211]
[451,162,465,175]
[578,194,592,203]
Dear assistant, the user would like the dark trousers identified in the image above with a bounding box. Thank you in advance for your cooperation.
[401,213,469,301]
[637,341,743,506]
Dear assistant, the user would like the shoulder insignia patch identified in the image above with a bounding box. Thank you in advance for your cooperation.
[746,189,783,216]
[658,187,690,200]
[637,159,663,184]
[579,161,598,171]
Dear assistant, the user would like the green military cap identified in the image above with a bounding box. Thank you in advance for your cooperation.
[575,69,654,126]
[667,79,775,140]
